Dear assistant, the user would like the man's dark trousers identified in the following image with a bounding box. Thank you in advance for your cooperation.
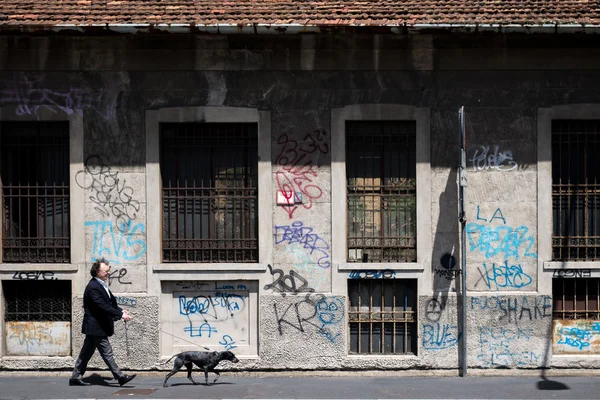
[72,335,124,380]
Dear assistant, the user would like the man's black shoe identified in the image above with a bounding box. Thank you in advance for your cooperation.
[118,374,137,386]
[69,378,90,386]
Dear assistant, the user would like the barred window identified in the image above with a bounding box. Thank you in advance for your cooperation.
[160,123,258,263]
[1,122,70,263]
[348,279,417,355]
[553,278,600,320]
[552,120,600,260]
[3,280,71,322]
[346,121,416,263]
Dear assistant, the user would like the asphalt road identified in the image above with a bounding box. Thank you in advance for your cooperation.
[0,371,599,399]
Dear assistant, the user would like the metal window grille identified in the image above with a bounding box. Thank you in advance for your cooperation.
[1,122,70,263]
[348,278,417,355]
[346,121,416,263]
[552,120,600,260]
[161,123,258,263]
[3,280,71,322]
[553,278,600,320]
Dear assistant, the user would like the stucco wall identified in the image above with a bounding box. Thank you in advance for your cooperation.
[0,32,600,371]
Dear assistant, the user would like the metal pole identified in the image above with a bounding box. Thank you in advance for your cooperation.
[458,106,468,377]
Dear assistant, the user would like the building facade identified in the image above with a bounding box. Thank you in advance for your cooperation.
[0,29,599,372]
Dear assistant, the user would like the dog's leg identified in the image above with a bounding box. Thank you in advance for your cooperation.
[163,358,185,388]
[203,367,210,385]
[185,362,199,385]
[212,370,221,384]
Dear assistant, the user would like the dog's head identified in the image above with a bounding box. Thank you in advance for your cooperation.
[220,350,239,363]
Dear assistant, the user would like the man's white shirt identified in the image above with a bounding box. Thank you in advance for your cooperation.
[94,277,111,297]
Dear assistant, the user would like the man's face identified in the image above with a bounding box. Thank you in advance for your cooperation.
[97,262,111,282]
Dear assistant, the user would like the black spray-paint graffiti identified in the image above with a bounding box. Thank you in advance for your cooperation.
[471,295,552,323]
[264,264,314,294]
[12,271,56,280]
[348,270,396,279]
[425,298,446,322]
[553,269,591,278]
[273,294,343,343]
[108,268,132,285]
[76,155,140,232]
[440,252,457,270]
[434,269,461,281]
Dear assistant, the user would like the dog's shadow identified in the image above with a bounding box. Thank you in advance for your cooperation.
[167,382,234,387]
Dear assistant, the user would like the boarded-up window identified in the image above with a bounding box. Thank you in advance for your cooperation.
[3,280,71,356]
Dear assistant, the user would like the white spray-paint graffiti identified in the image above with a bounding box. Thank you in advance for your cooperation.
[468,145,518,172]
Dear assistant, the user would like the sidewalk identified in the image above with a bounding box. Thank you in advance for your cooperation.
[0,370,599,400]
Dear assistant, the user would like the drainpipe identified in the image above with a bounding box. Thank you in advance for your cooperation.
[458,106,468,377]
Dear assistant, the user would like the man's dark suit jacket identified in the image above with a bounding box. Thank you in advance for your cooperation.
[82,278,123,337]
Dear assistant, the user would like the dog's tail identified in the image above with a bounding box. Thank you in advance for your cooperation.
[154,353,182,366]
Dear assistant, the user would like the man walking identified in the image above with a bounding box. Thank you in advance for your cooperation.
[69,258,136,387]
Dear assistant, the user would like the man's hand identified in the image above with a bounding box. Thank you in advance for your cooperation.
[122,310,132,321]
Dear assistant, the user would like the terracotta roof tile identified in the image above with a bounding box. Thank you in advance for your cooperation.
[1,1,600,27]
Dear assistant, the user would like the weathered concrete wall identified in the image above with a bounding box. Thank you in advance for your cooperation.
[0,32,600,372]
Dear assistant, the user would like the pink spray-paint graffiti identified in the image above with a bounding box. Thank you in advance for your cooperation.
[274,129,329,219]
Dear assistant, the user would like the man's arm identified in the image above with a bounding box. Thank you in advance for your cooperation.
[88,286,123,319]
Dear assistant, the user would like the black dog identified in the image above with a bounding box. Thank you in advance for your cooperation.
[162,350,239,387]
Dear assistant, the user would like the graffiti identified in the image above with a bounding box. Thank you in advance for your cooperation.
[348,270,396,279]
[553,269,591,278]
[114,296,137,307]
[9,323,53,346]
[477,262,532,290]
[12,271,56,280]
[274,130,328,219]
[0,76,115,120]
[274,294,343,343]
[471,295,552,323]
[76,155,140,231]
[178,294,245,318]
[219,335,238,350]
[422,323,460,350]
[264,264,314,294]
[434,269,461,281]
[554,321,600,353]
[468,145,518,172]
[108,268,132,285]
[184,321,218,338]
[86,220,146,264]
[477,326,539,367]
[440,252,457,270]
[176,281,209,290]
[466,206,537,260]
[274,221,330,268]
[425,298,445,322]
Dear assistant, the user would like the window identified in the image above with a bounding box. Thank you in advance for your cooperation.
[552,120,600,261]
[346,121,416,263]
[348,279,417,355]
[3,280,71,322]
[553,278,600,320]
[160,123,258,263]
[1,122,70,263]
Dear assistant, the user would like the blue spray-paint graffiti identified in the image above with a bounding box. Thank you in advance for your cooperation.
[219,335,238,350]
[86,220,146,264]
[479,261,532,290]
[348,270,396,279]
[555,321,600,352]
[184,321,217,338]
[422,323,461,350]
[477,326,540,367]
[466,206,537,260]
[274,221,330,268]
[178,294,245,316]
[114,296,137,308]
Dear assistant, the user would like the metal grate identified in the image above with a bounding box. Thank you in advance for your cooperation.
[348,278,417,355]
[3,280,71,322]
[552,120,600,261]
[346,121,416,263]
[1,122,70,263]
[160,123,259,263]
[553,278,600,320]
